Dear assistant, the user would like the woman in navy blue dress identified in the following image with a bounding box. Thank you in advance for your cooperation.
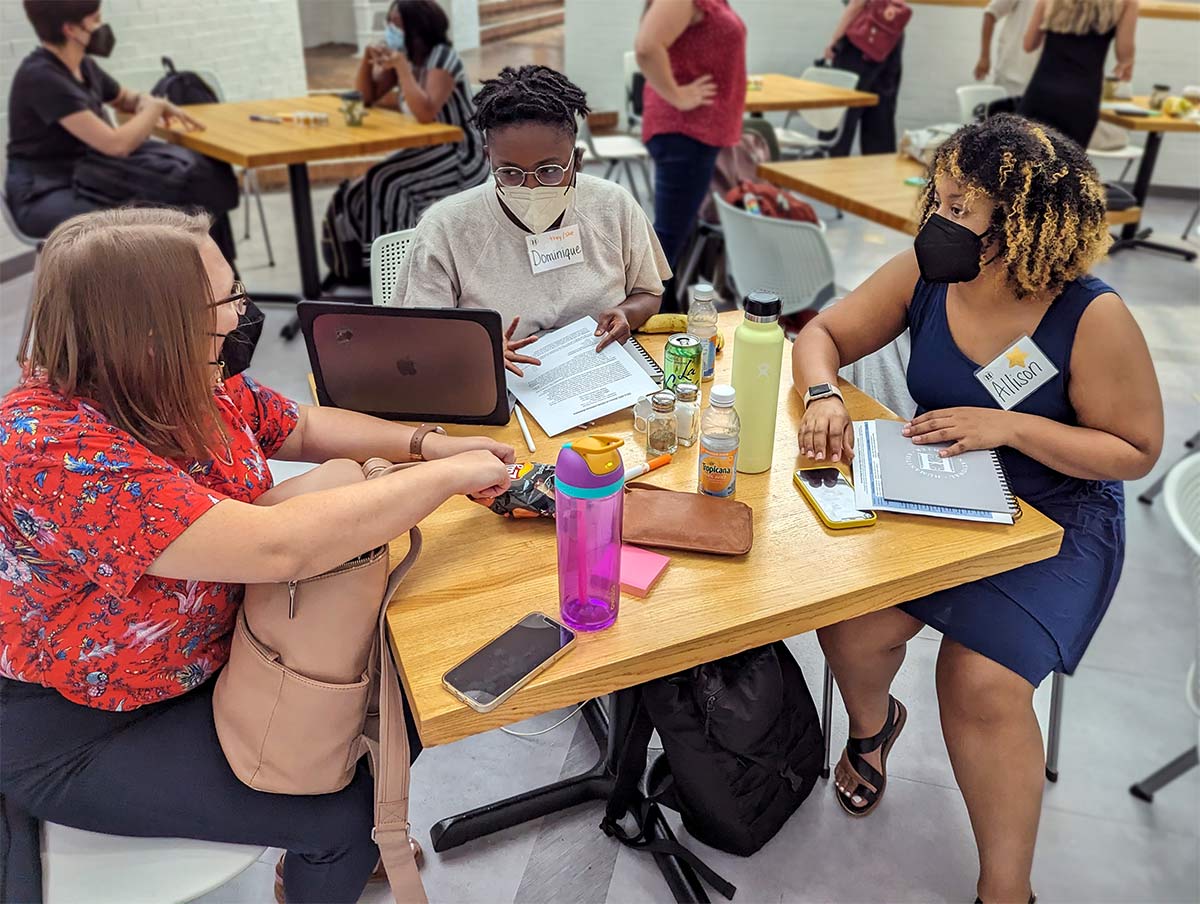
[791,115,1162,903]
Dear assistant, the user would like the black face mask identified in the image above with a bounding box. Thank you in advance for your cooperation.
[209,300,265,379]
[914,213,990,284]
[82,23,116,57]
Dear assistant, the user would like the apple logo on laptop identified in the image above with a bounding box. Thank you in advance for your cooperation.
[395,358,417,377]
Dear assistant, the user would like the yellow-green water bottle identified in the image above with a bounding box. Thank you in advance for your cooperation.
[730,291,784,474]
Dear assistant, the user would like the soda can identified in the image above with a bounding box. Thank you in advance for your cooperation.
[663,334,701,392]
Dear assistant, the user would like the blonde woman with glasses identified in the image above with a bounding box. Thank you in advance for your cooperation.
[1018,0,1138,147]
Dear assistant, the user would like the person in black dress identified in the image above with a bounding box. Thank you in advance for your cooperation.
[1018,0,1138,148]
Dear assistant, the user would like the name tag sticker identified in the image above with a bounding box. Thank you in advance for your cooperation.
[974,335,1058,410]
[526,225,584,275]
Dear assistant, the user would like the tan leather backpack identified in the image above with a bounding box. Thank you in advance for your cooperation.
[212,458,426,903]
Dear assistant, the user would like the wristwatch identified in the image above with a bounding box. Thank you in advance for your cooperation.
[802,383,844,409]
[409,424,446,461]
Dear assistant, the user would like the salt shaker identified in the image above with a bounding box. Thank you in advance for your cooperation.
[646,391,679,457]
[674,382,700,447]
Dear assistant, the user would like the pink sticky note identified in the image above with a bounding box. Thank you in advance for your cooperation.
[621,545,670,598]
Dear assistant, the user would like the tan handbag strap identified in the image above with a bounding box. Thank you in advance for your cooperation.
[365,457,429,903]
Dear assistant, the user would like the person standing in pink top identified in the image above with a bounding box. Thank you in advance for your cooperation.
[635,0,747,295]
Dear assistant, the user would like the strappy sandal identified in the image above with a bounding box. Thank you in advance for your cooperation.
[836,696,907,817]
[975,895,1036,904]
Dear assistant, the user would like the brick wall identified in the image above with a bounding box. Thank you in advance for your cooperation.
[1,0,308,259]
[565,0,1200,189]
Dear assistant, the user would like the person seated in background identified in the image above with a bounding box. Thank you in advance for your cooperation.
[323,0,489,284]
[4,1,212,242]
[0,207,512,904]
[793,115,1161,903]
[392,65,671,375]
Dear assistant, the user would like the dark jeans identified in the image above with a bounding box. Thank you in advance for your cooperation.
[819,36,905,157]
[4,159,238,261]
[646,133,722,271]
[0,676,421,903]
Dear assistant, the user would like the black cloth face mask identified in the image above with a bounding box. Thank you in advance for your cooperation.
[914,213,991,284]
[209,300,265,379]
[83,24,116,57]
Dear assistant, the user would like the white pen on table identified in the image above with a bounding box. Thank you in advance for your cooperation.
[514,404,536,454]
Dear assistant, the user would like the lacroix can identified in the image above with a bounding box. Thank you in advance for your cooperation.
[663,334,701,392]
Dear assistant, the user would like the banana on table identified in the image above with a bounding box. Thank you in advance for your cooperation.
[638,313,726,352]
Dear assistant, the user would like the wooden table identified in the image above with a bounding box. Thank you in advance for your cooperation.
[758,153,1144,235]
[152,94,463,307]
[745,73,878,114]
[382,312,1062,891]
[1098,98,1200,261]
[908,0,1200,19]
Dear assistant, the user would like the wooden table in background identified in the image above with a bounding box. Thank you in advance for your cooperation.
[758,153,1145,235]
[745,73,878,114]
[152,94,463,313]
[1098,99,1200,261]
[907,0,1200,19]
[382,312,1062,894]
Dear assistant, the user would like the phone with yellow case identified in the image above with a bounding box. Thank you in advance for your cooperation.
[794,467,877,530]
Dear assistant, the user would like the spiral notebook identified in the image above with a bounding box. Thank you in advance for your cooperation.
[852,420,1021,525]
[627,337,665,380]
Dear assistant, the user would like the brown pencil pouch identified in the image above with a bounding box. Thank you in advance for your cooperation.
[623,482,754,556]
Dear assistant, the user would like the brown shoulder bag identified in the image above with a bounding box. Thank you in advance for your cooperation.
[212,458,426,903]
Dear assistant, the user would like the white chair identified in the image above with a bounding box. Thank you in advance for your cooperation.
[1130,453,1200,800]
[776,66,860,159]
[121,65,275,266]
[955,84,1008,124]
[42,821,264,904]
[1087,144,1143,184]
[577,121,653,205]
[370,227,416,305]
[712,193,835,316]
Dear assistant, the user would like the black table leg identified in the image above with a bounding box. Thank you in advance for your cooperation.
[429,692,709,904]
[1110,131,1197,262]
[276,162,322,340]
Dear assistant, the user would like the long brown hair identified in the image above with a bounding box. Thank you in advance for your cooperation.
[18,207,229,462]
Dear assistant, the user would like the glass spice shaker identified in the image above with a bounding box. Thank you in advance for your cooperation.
[646,391,679,457]
[674,382,700,447]
[632,375,664,433]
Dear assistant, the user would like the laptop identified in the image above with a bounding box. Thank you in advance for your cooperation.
[299,302,511,425]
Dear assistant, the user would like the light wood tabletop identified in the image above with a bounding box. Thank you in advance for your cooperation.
[907,0,1200,18]
[745,74,878,114]
[759,153,1144,234]
[384,312,1063,747]
[150,93,463,169]
[1098,98,1200,134]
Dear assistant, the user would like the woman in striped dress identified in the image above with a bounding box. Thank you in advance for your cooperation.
[324,0,488,282]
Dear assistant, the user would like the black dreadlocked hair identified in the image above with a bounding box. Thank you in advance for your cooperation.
[471,65,591,137]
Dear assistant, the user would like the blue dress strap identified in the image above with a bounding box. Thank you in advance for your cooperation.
[1033,274,1116,364]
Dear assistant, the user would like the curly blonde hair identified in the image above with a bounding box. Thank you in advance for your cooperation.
[918,115,1111,299]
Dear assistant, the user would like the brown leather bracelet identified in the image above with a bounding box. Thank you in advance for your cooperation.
[409,424,446,461]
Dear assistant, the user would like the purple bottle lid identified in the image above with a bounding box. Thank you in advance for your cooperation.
[556,435,625,497]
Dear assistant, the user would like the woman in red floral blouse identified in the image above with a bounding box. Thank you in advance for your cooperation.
[0,207,513,903]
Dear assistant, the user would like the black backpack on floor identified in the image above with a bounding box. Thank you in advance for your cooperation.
[601,642,824,898]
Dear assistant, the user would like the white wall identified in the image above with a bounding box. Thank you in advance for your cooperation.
[299,0,357,46]
[565,0,1200,190]
[0,0,309,260]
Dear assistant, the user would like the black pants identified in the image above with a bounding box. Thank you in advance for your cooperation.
[4,160,237,261]
[819,37,905,157]
[0,676,421,903]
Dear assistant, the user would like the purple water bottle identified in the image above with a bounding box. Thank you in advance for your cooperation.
[555,435,625,632]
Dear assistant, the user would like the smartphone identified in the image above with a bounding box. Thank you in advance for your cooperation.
[442,612,576,713]
[794,467,877,530]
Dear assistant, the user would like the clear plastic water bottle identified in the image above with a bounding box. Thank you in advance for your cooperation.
[555,435,625,632]
[687,283,720,383]
[697,385,740,498]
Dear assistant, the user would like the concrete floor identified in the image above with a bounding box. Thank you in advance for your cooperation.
[1,175,1197,904]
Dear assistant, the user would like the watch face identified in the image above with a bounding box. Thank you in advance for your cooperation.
[809,384,832,397]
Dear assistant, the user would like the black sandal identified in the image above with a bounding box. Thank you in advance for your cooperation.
[836,696,907,817]
[975,896,1036,904]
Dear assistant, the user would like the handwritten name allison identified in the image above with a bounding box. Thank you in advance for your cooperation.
[530,245,582,266]
[989,359,1045,399]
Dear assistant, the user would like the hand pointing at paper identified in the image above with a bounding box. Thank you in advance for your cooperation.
[504,317,542,377]
[594,307,632,352]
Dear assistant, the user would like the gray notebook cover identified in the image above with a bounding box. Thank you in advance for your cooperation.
[873,419,1010,513]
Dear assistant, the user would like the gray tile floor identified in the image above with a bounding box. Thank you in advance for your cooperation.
[1,174,1197,904]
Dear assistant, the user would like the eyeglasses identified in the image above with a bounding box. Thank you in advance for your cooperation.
[492,162,572,188]
[210,281,249,316]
